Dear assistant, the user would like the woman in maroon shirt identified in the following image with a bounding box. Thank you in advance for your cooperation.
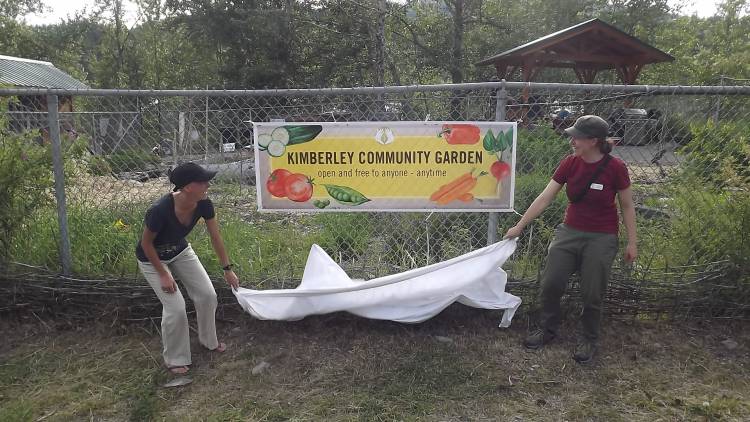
[504,115,637,364]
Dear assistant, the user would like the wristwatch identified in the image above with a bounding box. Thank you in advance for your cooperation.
[222,264,234,271]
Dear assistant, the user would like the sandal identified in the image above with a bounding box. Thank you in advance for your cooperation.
[167,366,190,375]
[205,342,226,353]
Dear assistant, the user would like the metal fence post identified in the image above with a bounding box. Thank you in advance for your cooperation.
[487,81,508,245]
[713,75,724,123]
[46,94,72,276]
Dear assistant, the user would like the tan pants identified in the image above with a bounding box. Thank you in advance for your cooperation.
[138,244,219,367]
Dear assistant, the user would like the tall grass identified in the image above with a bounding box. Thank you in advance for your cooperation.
[10,201,323,286]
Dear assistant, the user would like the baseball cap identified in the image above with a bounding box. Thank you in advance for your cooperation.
[169,162,217,191]
[564,115,609,139]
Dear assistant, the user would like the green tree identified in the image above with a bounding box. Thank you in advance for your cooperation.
[641,0,749,84]
[0,0,44,18]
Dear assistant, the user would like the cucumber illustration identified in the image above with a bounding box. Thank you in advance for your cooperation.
[285,125,323,145]
[271,127,290,145]
[269,125,323,147]
[257,133,272,148]
[266,140,286,157]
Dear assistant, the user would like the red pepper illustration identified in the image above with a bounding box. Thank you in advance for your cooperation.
[439,124,480,145]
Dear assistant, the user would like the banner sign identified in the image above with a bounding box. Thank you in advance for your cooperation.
[253,121,516,212]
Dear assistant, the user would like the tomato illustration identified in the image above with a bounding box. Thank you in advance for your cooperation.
[284,173,314,202]
[267,168,291,197]
[490,161,511,181]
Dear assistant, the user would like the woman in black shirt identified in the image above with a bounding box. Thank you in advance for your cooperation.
[137,162,239,375]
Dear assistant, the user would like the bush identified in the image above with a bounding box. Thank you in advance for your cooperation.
[515,126,570,175]
[0,126,54,263]
[659,114,693,145]
[88,154,114,176]
[679,120,750,189]
[315,213,376,262]
[668,187,750,268]
[662,186,750,315]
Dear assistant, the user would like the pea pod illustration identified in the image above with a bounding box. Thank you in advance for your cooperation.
[323,184,370,206]
[313,199,331,209]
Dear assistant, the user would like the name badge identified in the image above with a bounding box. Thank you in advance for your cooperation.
[590,183,604,191]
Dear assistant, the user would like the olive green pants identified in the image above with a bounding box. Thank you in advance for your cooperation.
[537,224,619,342]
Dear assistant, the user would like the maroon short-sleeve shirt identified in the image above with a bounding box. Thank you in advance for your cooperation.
[552,154,631,234]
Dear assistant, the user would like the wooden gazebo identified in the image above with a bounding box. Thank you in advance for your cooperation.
[475,19,674,85]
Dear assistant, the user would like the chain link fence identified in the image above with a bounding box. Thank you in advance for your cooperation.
[1,81,748,319]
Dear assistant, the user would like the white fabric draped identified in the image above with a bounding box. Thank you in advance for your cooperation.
[234,239,521,327]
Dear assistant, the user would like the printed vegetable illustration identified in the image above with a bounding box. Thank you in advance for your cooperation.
[323,184,370,206]
[484,128,513,185]
[284,173,314,202]
[267,168,291,197]
[273,125,323,146]
[266,140,286,157]
[257,133,273,148]
[313,199,330,209]
[439,124,480,145]
[483,128,512,154]
[458,193,474,202]
[259,125,323,157]
[490,161,511,181]
[430,169,486,205]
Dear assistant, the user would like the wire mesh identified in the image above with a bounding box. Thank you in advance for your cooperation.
[1,82,748,318]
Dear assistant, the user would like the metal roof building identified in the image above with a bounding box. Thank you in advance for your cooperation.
[0,54,89,89]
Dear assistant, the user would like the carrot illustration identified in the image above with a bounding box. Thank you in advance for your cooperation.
[436,177,477,205]
[431,170,486,205]
[429,170,474,201]
[458,193,474,202]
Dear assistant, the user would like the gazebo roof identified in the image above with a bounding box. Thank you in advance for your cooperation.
[475,19,674,84]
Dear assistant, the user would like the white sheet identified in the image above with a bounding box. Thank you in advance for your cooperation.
[233,239,521,327]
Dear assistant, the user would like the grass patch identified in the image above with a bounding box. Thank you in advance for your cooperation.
[0,327,169,421]
[4,313,746,421]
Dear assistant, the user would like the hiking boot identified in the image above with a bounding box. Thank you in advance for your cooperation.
[573,341,597,364]
[523,328,556,350]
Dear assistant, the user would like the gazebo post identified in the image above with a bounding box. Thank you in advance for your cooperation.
[616,63,644,106]
[494,63,509,80]
[517,59,539,125]
[521,60,535,101]
[574,66,598,84]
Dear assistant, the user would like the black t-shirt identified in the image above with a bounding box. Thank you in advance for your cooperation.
[135,193,215,262]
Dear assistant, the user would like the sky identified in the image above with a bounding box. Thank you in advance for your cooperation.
[21,0,724,26]
[22,0,141,26]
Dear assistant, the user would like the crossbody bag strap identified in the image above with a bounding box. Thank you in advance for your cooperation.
[570,154,612,204]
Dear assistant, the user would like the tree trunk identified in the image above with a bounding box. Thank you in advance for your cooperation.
[449,0,466,120]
